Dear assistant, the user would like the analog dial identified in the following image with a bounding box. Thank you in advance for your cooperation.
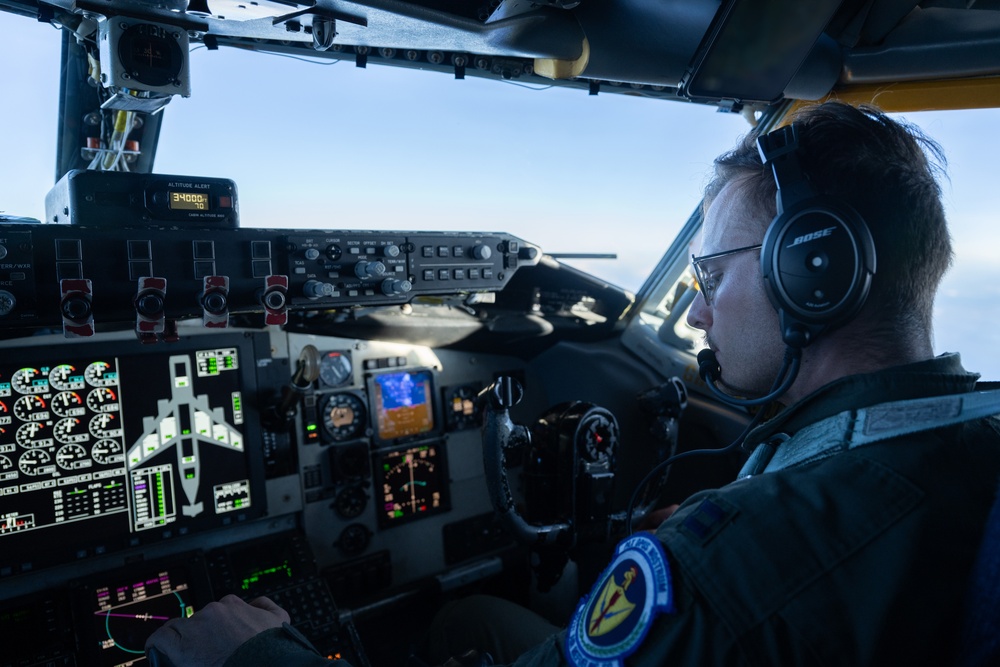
[84,361,118,387]
[92,439,125,465]
[89,413,123,439]
[56,443,90,471]
[11,368,46,395]
[48,364,85,392]
[334,486,367,519]
[321,393,367,442]
[18,449,52,476]
[51,391,86,418]
[86,387,120,413]
[118,23,184,87]
[319,351,353,387]
[16,422,52,448]
[13,395,49,422]
[54,417,91,445]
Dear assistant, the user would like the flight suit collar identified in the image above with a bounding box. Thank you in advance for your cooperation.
[744,352,980,450]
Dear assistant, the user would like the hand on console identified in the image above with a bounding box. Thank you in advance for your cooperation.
[145,594,289,667]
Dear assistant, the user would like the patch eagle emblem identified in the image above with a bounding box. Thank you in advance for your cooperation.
[565,533,673,667]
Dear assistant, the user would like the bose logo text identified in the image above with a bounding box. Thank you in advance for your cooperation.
[787,226,835,248]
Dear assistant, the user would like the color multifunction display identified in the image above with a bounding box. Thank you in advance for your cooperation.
[0,334,265,573]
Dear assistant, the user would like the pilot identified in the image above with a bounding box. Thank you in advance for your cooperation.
[145,101,1000,666]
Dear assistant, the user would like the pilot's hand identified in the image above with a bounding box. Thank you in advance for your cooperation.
[145,594,290,667]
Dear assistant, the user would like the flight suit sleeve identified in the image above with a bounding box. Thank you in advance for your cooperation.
[506,513,742,667]
[224,623,343,666]
[508,544,741,667]
[513,452,926,667]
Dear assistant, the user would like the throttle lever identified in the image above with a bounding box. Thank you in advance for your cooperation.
[481,377,573,548]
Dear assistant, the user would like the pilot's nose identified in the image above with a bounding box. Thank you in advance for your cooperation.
[686,290,712,331]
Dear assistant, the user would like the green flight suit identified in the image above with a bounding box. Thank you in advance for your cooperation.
[515,353,1000,666]
[220,354,1000,667]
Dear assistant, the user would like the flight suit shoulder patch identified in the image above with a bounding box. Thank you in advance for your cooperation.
[565,533,674,667]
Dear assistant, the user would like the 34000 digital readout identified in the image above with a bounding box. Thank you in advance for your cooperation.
[169,191,209,210]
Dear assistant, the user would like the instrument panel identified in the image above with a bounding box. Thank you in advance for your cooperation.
[0,222,538,338]
[0,327,532,666]
[0,174,539,664]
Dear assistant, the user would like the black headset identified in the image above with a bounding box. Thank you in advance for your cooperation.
[757,124,876,348]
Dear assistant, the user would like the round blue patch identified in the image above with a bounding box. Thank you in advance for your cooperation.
[565,533,673,667]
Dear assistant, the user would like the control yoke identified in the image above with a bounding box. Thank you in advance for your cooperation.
[482,376,574,548]
[482,376,689,555]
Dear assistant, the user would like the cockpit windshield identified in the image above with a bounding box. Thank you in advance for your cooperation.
[3,13,999,380]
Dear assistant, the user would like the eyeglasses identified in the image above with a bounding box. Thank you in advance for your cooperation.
[690,243,762,306]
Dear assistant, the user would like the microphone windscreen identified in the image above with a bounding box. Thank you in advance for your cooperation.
[697,349,720,382]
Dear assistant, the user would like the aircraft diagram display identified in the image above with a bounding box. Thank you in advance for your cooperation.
[126,352,248,525]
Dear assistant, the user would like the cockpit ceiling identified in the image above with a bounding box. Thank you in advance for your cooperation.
[1,0,999,107]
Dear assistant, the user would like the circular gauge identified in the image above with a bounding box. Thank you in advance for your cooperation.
[56,443,91,471]
[578,411,619,464]
[92,439,125,465]
[51,391,86,418]
[335,444,369,479]
[18,449,52,476]
[16,422,52,448]
[445,384,482,431]
[89,413,123,439]
[0,400,8,419]
[48,364,84,392]
[319,351,353,387]
[86,387,120,413]
[335,523,371,557]
[13,395,49,422]
[333,486,367,519]
[321,393,367,442]
[0,455,13,471]
[84,361,117,388]
[11,368,45,395]
[118,23,184,87]
[54,417,91,445]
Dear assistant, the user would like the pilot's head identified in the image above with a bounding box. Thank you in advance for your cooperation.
[687,101,952,402]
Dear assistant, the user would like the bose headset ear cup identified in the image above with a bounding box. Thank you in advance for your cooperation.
[757,125,877,347]
[760,198,876,329]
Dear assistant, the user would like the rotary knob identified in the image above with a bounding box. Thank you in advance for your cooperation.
[471,245,492,260]
[303,280,335,298]
[381,278,413,296]
[61,295,89,321]
[201,291,228,315]
[383,244,401,258]
[136,292,164,317]
[354,261,386,280]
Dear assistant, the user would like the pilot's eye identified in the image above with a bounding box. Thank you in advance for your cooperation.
[702,272,719,291]
[691,263,722,306]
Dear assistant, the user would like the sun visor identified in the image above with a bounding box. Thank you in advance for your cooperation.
[682,0,843,104]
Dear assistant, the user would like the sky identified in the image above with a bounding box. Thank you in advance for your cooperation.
[2,12,999,379]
